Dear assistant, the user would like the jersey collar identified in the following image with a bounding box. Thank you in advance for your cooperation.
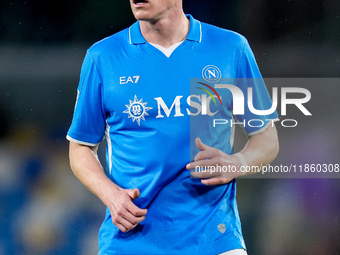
[129,14,202,45]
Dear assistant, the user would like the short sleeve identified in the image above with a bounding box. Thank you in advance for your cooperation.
[67,51,106,146]
[234,40,278,135]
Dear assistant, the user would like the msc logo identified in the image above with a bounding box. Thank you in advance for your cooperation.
[202,65,221,83]
[123,85,312,126]
[123,95,152,126]
[123,87,222,125]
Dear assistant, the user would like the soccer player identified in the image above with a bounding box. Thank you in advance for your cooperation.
[67,0,279,254]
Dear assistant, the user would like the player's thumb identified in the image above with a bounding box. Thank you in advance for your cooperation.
[126,188,140,200]
[195,137,210,151]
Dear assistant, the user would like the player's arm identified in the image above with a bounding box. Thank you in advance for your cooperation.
[69,141,147,232]
[238,124,279,174]
[187,124,279,185]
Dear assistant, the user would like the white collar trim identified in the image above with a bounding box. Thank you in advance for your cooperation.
[149,41,184,58]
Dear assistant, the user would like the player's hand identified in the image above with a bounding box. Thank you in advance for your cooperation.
[108,188,147,232]
[186,138,243,185]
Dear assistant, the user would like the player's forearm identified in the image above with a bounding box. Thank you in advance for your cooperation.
[69,141,121,206]
[238,125,279,174]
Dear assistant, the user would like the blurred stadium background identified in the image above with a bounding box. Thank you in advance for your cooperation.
[0,0,339,254]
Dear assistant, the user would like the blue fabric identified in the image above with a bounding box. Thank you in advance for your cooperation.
[67,15,277,254]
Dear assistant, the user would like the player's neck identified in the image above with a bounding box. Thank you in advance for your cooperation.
[139,12,189,48]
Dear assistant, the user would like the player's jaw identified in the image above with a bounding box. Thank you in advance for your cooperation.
[130,0,155,22]
[129,0,182,23]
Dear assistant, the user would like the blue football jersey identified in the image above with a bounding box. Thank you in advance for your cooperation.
[67,15,278,254]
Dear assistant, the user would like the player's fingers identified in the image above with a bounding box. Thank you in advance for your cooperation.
[115,216,139,232]
[195,137,212,151]
[126,188,140,200]
[190,168,220,179]
[111,205,145,229]
[187,158,217,170]
[201,177,233,186]
[110,209,131,232]
[122,211,146,226]
[115,222,128,232]
[111,201,144,222]
[194,149,217,162]
[126,202,148,217]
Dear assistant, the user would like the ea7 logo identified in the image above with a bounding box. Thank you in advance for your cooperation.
[120,76,140,84]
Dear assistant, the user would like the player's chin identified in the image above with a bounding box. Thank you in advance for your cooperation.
[131,9,150,21]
